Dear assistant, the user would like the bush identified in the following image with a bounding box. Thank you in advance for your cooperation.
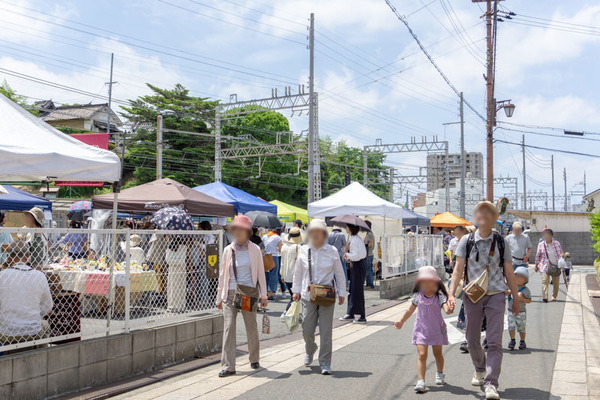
[590,209,600,254]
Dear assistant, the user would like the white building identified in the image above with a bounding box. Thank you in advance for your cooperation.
[414,178,485,221]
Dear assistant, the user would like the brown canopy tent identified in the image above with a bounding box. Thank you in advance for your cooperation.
[92,178,235,217]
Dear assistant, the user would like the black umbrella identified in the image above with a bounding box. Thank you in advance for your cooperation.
[245,211,283,229]
[329,215,371,232]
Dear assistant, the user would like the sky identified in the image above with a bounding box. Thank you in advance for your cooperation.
[0,0,598,208]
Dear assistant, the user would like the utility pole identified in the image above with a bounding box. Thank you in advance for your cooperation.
[551,154,555,211]
[521,135,527,210]
[106,53,115,135]
[307,13,316,203]
[444,146,450,211]
[563,168,568,211]
[156,114,163,180]
[459,92,466,219]
[389,167,394,202]
[406,190,409,209]
[363,146,368,186]
[484,0,496,201]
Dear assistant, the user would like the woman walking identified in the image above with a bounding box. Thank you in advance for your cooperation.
[340,223,368,324]
[292,219,346,375]
[280,227,303,315]
[216,216,268,377]
[535,228,564,302]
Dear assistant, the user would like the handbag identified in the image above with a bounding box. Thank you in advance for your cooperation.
[231,249,259,312]
[308,248,336,306]
[463,235,496,304]
[263,254,275,272]
[545,244,561,277]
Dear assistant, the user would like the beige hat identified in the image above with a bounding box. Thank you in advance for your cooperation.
[306,218,328,234]
[474,201,498,216]
[287,227,303,244]
[25,207,45,227]
[121,234,142,251]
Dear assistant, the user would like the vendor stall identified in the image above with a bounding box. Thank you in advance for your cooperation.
[0,185,52,212]
[92,178,235,217]
[270,199,309,224]
[193,181,276,214]
[429,211,473,228]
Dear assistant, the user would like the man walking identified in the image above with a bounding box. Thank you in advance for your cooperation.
[505,221,532,271]
[448,201,520,400]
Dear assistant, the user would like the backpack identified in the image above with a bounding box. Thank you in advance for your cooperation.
[464,231,505,283]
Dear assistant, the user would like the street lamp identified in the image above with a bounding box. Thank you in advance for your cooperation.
[496,99,516,120]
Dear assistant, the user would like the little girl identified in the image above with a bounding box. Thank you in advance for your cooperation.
[394,266,454,393]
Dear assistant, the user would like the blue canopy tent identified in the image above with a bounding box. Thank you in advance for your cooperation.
[193,182,277,215]
[0,185,52,212]
[399,208,429,227]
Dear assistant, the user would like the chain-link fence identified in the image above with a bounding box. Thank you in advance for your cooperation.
[381,234,444,279]
[0,227,222,352]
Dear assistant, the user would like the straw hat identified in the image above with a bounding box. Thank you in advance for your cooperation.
[287,227,303,244]
[25,207,45,227]
[416,266,441,283]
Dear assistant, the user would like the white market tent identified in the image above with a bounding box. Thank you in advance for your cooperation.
[308,181,405,219]
[0,93,121,182]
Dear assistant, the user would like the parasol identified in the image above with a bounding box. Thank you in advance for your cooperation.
[244,211,283,229]
[329,215,371,232]
[67,200,93,220]
[151,207,195,230]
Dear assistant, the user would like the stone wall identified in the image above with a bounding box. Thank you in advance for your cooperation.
[0,314,223,400]
[380,266,446,299]
[528,231,598,265]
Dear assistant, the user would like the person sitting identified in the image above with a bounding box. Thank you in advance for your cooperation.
[0,241,53,346]
[120,234,145,265]
[61,220,88,259]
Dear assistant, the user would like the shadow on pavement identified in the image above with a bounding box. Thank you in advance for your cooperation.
[427,383,480,397]
[501,387,550,399]
[298,366,373,378]
[503,347,555,355]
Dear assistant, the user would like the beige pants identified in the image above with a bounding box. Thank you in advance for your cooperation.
[221,293,259,371]
[0,320,50,347]
[542,272,560,300]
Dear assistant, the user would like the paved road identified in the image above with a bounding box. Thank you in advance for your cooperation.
[235,267,566,400]
[110,267,572,400]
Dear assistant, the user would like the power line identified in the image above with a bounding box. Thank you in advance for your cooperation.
[498,121,600,136]
[495,139,600,158]
[496,126,600,142]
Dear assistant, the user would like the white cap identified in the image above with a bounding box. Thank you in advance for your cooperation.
[306,219,328,234]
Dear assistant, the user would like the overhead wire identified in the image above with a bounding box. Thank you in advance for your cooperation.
[495,139,600,158]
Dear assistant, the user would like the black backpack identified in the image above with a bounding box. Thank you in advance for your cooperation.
[463,231,505,283]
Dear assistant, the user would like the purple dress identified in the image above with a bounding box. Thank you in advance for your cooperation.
[411,291,449,346]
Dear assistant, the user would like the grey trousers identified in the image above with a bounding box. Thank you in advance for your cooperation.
[221,293,259,371]
[464,292,506,389]
[302,299,335,367]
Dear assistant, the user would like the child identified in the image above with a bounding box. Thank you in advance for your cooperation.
[505,266,532,350]
[394,266,454,393]
[563,252,572,283]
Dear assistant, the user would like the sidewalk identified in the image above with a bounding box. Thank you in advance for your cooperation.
[550,269,600,399]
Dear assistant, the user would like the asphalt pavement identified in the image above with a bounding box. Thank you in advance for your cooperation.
[234,267,566,400]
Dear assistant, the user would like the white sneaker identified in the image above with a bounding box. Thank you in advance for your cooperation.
[414,380,428,393]
[280,312,286,319]
[485,385,500,400]
[321,365,332,375]
[304,353,313,366]
[471,371,485,386]
[435,371,445,385]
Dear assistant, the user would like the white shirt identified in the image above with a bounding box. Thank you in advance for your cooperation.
[229,247,253,290]
[292,244,347,301]
[0,263,53,336]
[346,235,367,262]
[262,234,282,256]
[448,237,459,253]
[281,242,301,283]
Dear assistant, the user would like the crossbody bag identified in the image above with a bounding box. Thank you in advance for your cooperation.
[545,243,561,277]
[462,235,497,304]
[232,249,259,312]
[308,248,336,306]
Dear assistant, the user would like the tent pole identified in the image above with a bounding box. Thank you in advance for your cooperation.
[106,181,120,335]
[111,181,120,230]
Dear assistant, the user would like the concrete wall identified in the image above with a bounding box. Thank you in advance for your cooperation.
[528,213,590,233]
[529,231,599,266]
[380,266,446,299]
[0,314,223,400]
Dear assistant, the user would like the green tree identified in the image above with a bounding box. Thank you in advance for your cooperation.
[590,209,600,255]
[0,80,38,115]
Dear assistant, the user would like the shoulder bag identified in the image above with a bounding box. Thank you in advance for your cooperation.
[263,253,275,272]
[232,249,260,312]
[308,248,336,306]
[462,235,497,304]
[545,243,561,277]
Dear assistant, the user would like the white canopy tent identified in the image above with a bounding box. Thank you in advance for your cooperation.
[0,93,121,183]
[308,181,405,219]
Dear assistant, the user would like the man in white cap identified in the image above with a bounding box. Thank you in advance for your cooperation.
[505,221,532,271]
[449,201,520,400]
[292,219,346,375]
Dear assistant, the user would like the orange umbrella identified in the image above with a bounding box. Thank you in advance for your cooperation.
[430,211,473,228]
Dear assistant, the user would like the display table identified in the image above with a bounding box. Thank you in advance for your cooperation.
[47,266,159,314]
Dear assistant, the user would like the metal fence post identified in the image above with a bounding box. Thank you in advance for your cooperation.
[124,229,131,333]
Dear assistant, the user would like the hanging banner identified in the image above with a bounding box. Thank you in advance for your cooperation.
[55,133,110,187]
